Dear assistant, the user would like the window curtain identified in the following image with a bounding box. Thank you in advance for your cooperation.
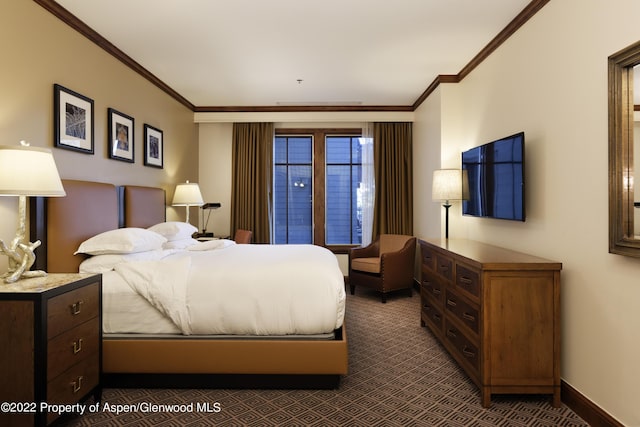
[372,122,413,236]
[359,123,375,246]
[230,122,274,244]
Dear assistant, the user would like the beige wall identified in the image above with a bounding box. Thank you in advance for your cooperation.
[413,1,640,425]
[0,0,198,273]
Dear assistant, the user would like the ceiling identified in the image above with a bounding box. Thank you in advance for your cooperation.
[53,0,535,109]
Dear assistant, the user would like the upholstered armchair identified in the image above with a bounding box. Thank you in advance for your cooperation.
[234,229,253,244]
[349,234,417,303]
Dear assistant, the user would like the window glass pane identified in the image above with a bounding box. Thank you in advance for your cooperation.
[352,165,362,244]
[273,165,288,243]
[326,165,351,244]
[326,137,351,164]
[274,137,287,164]
[287,165,312,244]
[288,137,312,163]
[352,137,362,164]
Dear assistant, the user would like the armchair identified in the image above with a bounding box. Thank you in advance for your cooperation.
[349,234,417,303]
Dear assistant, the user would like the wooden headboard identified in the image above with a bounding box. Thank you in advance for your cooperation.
[30,180,166,273]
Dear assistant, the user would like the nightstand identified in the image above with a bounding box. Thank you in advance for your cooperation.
[0,273,102,426]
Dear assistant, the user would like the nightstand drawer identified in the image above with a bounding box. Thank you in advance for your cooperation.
[47,352,99,424]
[48,282,99,339]
[48,316,100,380]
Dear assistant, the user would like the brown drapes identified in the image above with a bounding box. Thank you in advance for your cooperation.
[372,122,413,237]
[230,122,273,244]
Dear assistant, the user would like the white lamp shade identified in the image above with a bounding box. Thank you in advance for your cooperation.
[432,169,469,201]
[172,181,204,206]
[0,145,65,196]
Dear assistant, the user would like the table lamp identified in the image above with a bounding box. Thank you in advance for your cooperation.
[172,180,204,224]
[432,169,469,239]
[0,142,66,283]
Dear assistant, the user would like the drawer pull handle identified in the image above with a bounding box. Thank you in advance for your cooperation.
[459,276,473,285]
[463,312,476,322]
[446,328,457,338]
[462,346,476,358]
[433,314,441,321]
[446,299,457,307]
[72,338,83,354]
[71,301,83,315]
[71,376,83,393]
[432,288,441,295]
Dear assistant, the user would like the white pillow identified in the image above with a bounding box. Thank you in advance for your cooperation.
[79,249,168,273]
[148,221,198,241]
[163,238,199,250]
[75,228,167,255]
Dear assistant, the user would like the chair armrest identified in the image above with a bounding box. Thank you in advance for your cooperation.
[350,240,379,260]
[380,237,416,278]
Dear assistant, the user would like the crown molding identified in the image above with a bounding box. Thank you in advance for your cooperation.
[35,0,549,114]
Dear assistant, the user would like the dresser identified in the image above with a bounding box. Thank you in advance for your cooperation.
[0,274,102,426]
[419,239,561,407]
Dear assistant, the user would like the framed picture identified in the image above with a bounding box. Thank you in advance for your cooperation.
[107,108,134,163]
[53,84,94,154]
[143,124,163,168]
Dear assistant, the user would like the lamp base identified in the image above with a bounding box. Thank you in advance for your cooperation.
[0,195,47,284]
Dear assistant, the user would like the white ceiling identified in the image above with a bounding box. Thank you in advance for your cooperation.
[55,0,533,108]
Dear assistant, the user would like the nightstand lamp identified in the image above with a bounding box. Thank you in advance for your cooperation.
[432,169,468,239]
[172,180,204,224]
[0,142,66,283]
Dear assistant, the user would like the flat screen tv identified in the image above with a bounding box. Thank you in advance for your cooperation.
[461,132,525,221]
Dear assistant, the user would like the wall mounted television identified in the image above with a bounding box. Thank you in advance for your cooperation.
[461,132,525,221]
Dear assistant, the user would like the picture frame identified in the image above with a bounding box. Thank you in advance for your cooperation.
[53,84,94,154]
[143,124,163,168]
[107,108,134,163]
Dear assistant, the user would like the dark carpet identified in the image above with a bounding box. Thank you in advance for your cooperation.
[61,287,588,426]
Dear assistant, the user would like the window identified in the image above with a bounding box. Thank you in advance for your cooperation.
[273,129,363,249]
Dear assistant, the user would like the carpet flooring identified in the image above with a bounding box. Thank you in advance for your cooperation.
[60,287,588,426]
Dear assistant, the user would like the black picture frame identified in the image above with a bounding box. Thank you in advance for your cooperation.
[53,84,94,154]
[107,108,135,163]
[143,124,163,168]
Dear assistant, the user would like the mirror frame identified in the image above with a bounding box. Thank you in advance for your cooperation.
[609,40,640,256]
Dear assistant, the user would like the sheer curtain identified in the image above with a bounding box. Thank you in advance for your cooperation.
[372,122,413,236]
[230,122,274,244]
[359,123,375,246]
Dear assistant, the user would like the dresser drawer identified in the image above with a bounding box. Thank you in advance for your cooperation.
[421,274,444,305]
[48,282,99,339]
[420,243,436,271]
[445,290,479,336]
[444,320,479,374]
[48,316,100,380]
[455,264,480,300]
[435,255,453,281]
[421,295,444,332]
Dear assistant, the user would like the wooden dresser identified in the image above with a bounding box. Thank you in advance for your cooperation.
[0,274,102,426]
[419,239,561,407]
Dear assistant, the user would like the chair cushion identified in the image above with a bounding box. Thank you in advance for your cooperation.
[351,257,380,274]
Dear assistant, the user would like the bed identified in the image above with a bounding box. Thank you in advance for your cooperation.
[30,179,348,389]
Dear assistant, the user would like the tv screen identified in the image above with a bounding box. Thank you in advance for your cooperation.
[461,132,525,221]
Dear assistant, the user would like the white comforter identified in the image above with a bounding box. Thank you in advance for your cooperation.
[85,243,346,336]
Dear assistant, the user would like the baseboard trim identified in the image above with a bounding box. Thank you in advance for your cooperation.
[561,381,623,427]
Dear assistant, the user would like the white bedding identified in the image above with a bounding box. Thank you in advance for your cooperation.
[85,243,346,336]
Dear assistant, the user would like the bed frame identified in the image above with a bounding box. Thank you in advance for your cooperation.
[30,179,348,389]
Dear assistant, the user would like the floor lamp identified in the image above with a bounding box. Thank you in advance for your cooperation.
[432,169,468,239]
